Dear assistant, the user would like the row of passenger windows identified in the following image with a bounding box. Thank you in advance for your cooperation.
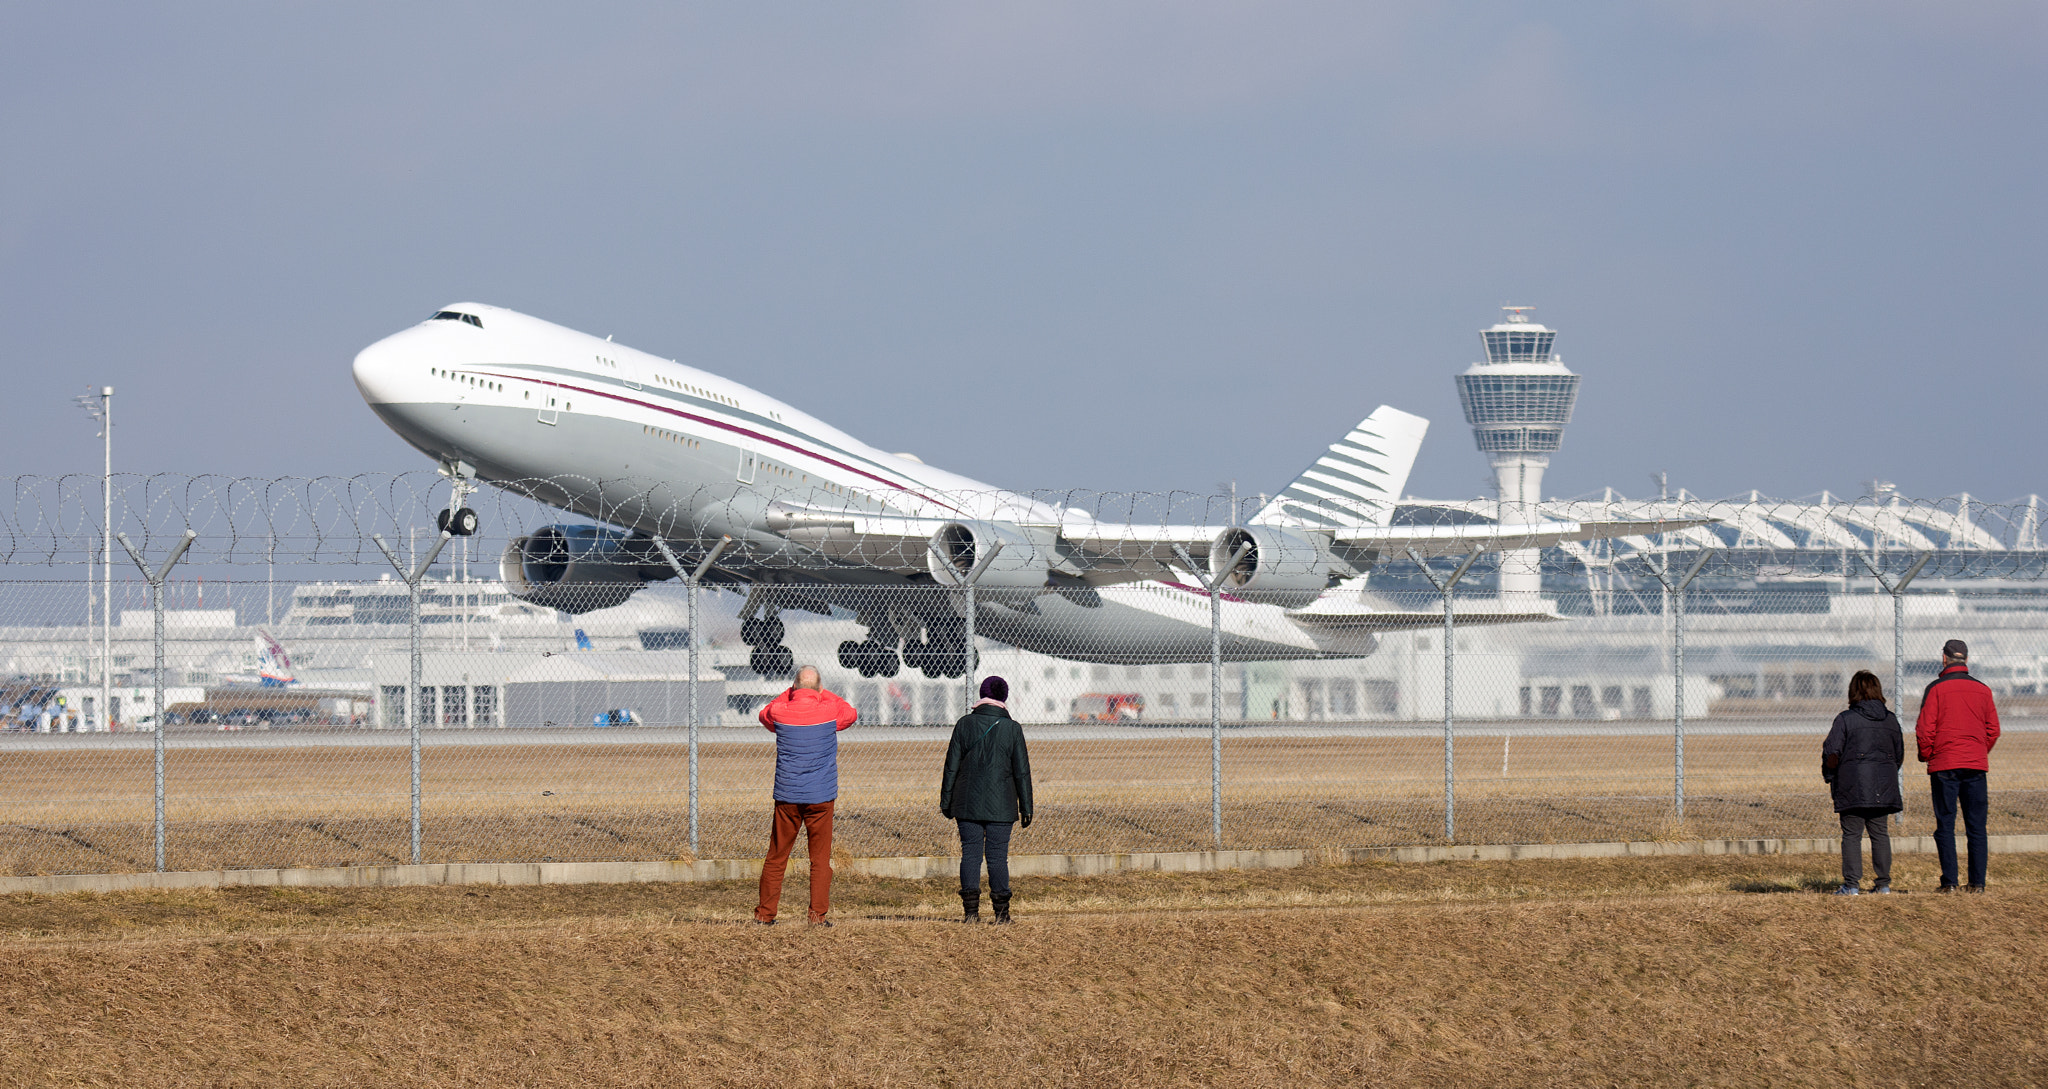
[651,372,736,407]
[643,424,702,450]
[431,368,504,393]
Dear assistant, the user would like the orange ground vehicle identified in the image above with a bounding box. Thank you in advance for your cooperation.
[1070,693,1144,722]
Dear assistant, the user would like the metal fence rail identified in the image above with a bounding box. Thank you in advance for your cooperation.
[0,480,2043,876]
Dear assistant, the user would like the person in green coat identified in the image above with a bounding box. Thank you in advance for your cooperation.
[940,675,1033,924]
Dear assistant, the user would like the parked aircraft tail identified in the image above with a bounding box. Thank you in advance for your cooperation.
[1251,405,1429,529]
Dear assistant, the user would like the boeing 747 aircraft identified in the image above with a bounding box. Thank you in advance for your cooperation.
[353,303,1705,677]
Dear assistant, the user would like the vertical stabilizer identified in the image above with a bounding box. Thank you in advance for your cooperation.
[1252,405,1429,529]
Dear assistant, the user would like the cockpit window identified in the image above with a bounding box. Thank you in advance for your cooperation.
[430,310,484,329]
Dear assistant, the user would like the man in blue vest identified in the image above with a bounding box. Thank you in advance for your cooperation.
[753,665,859,925]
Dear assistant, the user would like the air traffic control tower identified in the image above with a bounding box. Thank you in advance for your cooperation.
[1455,307,1580,606]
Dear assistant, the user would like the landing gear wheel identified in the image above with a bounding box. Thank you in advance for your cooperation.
[751,646,795,678]
[872,645,901,678]
[741,615,784,647]
[838,640,864,672]
[440,507,478,537]
[928,639,968,678]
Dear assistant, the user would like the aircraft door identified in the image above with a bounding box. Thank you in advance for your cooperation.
[538,394,559,426]
[736,451,756,483]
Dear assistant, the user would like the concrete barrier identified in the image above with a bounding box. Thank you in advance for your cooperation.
[3,834,2044,896]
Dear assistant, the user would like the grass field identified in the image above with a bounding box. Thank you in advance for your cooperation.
[3,853,2046,1086]
[4,732,2046,875]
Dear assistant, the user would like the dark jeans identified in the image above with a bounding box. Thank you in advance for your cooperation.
[1929,769,1989,888]
[958,819,1014,895]
[1838,807,1892,886]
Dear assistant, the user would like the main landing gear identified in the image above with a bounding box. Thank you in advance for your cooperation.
[741,612,795,679]
[840,615,969,680]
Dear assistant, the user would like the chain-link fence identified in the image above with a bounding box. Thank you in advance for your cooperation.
[1,474,2043,875]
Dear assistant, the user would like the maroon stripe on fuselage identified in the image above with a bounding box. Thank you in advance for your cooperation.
[1160,580,1247,603]
[474,370,964,513]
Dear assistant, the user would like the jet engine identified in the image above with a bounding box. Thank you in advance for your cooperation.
[925,521,1048,591]
[500,526,671,614]
[1208,526,1333,608]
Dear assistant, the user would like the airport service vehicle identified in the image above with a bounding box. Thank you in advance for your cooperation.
[353,303,1705,676]
[1070,693,1145,723]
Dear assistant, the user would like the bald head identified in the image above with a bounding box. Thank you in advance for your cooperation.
[794,665,821,690]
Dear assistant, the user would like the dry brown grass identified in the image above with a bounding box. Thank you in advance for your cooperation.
[2,854,2047,1086]
[4,733,2046,874]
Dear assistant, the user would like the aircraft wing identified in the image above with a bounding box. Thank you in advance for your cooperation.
[763,502,1716,583]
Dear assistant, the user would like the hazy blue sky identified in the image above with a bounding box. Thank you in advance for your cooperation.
[3,3,2042,507]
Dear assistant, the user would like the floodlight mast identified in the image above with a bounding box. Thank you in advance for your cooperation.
[74,387,113,731]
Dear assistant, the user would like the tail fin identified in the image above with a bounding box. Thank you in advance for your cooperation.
[1252,405,1428,529]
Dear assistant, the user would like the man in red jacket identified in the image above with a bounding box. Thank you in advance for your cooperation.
[753,665,859,925]
[1916,639,2001,892]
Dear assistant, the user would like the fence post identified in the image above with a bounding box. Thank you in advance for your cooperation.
[654,536,732,857]
[927,539,1006,714]
[372,530,450,866]
[1649,550,1714,822]
[1408,549,1480,843]
[116,529,194,873]
[1176,542,1250,850]
[1864,551,1932,833]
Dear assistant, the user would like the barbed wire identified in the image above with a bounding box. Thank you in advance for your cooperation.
[0,472,2042,579]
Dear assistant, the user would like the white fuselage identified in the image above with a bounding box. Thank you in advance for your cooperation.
[352,303,1366,663]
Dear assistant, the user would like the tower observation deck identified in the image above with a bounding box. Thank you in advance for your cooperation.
[1455,307,1581,603]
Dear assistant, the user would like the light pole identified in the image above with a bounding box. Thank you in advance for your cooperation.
[74,387,112,731]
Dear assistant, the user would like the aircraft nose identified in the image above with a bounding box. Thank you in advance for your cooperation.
[352,333,414,405]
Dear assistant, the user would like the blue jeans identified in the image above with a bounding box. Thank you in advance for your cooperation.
[957,819,1013,894]
[1929,769,1989,888]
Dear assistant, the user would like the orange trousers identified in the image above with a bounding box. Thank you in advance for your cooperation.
[755,800,834,923]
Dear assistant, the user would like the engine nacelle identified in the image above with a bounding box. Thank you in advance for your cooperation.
[500,526,668,614]
[925,521,1049,591]
[1209,526,1333,608]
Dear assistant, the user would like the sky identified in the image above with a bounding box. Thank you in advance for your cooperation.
[2,3,2044,511]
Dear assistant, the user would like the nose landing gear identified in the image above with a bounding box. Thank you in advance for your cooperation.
[436,506,479,536]
[437,460,479,537]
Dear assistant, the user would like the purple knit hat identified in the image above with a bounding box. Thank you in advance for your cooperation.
[979,675,1009,702]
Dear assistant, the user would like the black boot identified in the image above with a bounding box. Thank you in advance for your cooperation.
[960,887,980,923]
[991,891,1013,925]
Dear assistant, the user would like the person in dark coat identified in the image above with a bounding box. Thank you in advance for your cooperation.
[940,675,1033,924]
[1822,670,1906,895]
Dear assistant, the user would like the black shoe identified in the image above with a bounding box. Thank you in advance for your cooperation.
[754,918,776,925]
[810,919,834,927]
[960,887,981,923]
[1965,885,1986,894]
[1937,884,1960,894]
[991,891,1013,925]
